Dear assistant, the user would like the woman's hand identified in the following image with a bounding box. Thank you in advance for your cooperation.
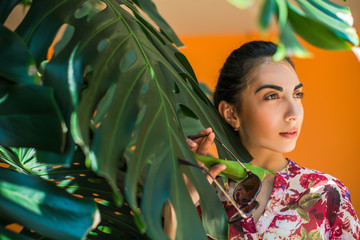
[187,127,215,156]
[186,128,226,185]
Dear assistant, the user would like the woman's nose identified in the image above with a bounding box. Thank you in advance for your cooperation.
[285,98,303,121]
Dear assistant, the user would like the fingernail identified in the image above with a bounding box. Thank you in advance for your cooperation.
[188,139,196,146]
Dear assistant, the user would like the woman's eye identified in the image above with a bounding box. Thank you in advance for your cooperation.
[294,92,304,99]
[264,93,279,100]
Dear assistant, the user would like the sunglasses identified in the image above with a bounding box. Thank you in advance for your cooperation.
[187,133,262,223]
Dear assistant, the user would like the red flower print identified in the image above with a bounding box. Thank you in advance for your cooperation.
[300,173,328,189]
[324,185,341,225]
[288,164,301,178]
[332,224,343,237]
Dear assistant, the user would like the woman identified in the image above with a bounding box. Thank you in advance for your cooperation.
[186,41,360,239]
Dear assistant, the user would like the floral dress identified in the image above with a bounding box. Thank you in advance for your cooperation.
[199,159,360,239]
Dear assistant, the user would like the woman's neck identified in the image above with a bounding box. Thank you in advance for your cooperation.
[249,150,288,173]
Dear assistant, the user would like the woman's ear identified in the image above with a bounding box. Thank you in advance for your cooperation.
[218,101,240,130]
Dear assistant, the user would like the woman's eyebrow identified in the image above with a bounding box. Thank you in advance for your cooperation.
[255,84,283,93]
[294,83,303,90]
[255,82,303,94]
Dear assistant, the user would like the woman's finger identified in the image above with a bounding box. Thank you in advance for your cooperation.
[192,128,213,145]
[196,132,215,156]
[186,138,198,152]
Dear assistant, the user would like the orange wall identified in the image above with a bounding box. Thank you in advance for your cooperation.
[179,34,360,214]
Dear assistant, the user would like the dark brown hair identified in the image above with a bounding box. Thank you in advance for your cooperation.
[213,41,294,110]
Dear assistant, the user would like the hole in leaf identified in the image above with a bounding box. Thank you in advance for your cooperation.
[50,24,75,59]
[114,211,122,215]
[141,82,149,94]
[93,193,99,196]
[74,1,107,21]
[0,162,10,168]
[178,104,198,119]
[173,82,180,94]
[79,174,86,177]
[162,200,177,237]
[73,162,80,165]
[119,51,137,72]
[52,165,62,169]
[73,194,83,198]
[5,223,24,233]
[97,38,110,52]
[120,4,135,17]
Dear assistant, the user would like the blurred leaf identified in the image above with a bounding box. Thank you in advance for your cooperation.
[287,2,351,50]
[0,25,39,84]
[0,146,149,239]
[0,167,100,240]
[274,21,311,60]
[307,0,354,26]
[275,0,287,29]
[0,225,33,240]
[296,0,358,46]
[227,0,255,9]
[258,0,276,33]
[0,84,66,152]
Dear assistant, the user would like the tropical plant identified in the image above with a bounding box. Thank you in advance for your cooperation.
[0,0,358,239]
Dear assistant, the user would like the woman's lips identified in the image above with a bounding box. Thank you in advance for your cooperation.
[279,129,298,139]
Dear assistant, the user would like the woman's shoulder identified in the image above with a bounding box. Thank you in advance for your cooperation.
[285,159,349,197]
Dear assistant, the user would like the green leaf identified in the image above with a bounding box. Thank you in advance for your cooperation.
[296,0,358,46]
[297,208,310,223]
[0,225,33,240]
[299,192,322,209]
[258,0,276,33]
[0,146,149,239]
[0,84,66,152]
[287,2,351,50]
[0,167,100,240]
[307,0,353,26]
[308,229,322,240]
[60,2,250,239]
[227,0,255,9]
[0,0,22,24]
[194,153,274,182]
[275,0,287,30]
[300,226,307,239]
[275,21,311,60]
[131,0,184,47]
[287,202,298,210]
[0,25,39,84]
[15,0,85,64]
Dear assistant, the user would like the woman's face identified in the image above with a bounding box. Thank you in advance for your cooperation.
[236,59,304,155]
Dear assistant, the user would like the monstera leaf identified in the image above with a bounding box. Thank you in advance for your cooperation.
[0,146,149,240]
[0,0,251,239]
[0,162,100,240]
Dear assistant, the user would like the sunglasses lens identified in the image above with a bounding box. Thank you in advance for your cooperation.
[228,200,260,224]
[233,173,261,204]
